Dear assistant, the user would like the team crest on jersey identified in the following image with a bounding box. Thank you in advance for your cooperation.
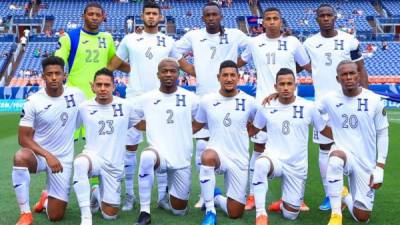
[382,108,387,116]
[56,41,61,49]
[98,37,107,48]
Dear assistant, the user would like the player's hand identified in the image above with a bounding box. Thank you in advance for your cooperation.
[369,166,384,189]
[45,153,63,173]
[261,93,279,106]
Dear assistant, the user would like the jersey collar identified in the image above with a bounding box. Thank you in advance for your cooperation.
[81,28,99,35]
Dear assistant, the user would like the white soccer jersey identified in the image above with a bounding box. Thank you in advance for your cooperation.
[19,87,85,163]
[78,97,134,170]
[117,32,175,97]
[133,87,199,169]
[195,91,257,169]
[241,35,309,104]
[173,28,249,96]
[253,97,326,178]
[303,30,363,101]
[318,88,388,172]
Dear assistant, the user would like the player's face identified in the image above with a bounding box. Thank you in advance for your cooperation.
[275,74,296,99]
[316,7,336,31]
[43,65,65,91]
[83,7,104,31]
[218,67,239,92]
[142,7,161,28]
[158,61,179,88]
[336,63,360,91]
[92,75,115,102]
[262,11,282,32]
[202,6,222,31]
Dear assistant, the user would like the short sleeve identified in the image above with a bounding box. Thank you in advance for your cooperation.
[19,98,35,128]
[237,30,250,49]
[116,36,129,61]
[107,34,116,62]
[349,36,363,61]
[293,39,310,66]
[240,43,252,63]
[253,106,267,130]
[171,32,193,59]
[311,104,327,132]
[194,98,207,124]
[374,99,389,131]
[191,94,200,118]
[54,34,71,64]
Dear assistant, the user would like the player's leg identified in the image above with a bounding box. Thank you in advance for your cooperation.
[279,170,305,221]
[72,153,94,225]
[200,148,219,225]
[246,132,266,211]
[137,147,160,225]
[194,133,209,208]
[122,127,141,211]
[168,167,191,216]
[314,128,334,211]
[99,168,124,221]
[326,149,347,225]
[252,156,275,225]
[44,162,72,221]
[13,148,38,225]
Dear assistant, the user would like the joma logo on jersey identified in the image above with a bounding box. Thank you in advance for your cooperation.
[145,47,153,60]
[334,39,344,50]
[292,105,304,118]
[176,94,186,107]
[112,104,124,117]
[157,36,166,47]
[98,37,107,48]
[64,95,76,108]
[235,98,246,111]
[219,34,229,44]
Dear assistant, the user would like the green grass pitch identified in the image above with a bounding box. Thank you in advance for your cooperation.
[0,111,399,225]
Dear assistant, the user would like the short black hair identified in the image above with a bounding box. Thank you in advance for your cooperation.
[263,7,282,17]
[143,2,161,13]
[84,2,104,14]
[275,68,295,83]
[203,2,221,13]
[219,60,238,73]
[316,3,336,16]
[41,56,64,71]
[94,68,114,82]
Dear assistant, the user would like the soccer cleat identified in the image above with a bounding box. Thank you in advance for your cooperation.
[214,187,222,197]
[90,185,100,213]
[300,201,310,212]
[34,190,48,213]
[255,214,268,225]
[268,199,282,212]
[137,211,151,225]
[245,195,256,210]
[201,211,217,225]
[121,193,136,211]
[341,186,349,210]
[16,212,33,225]
[319,196,331,211]
[80,217,92,225]
[194,195,205,209]
[157,194,170,211]
[327,213,342,225]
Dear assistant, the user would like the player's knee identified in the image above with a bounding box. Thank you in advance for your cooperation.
[126,144,137,152]
[171,206,188,216]
[47,210,65,222]
[13,148,33,167]
[228,209,244,219]
[353,203,371,222]
[328,155,345,171]
[254,157,271,175]
[201,149,218,166]
[281,202,299,220]
[254,143,265,152]
[196,139,208,153]
[140,150,157,170]
[101,202,119,219]
[329,150,346,162]
[101,211,118,220]
[73,157,90,172]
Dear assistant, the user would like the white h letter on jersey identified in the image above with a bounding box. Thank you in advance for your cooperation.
[235,98,246,111]
[112,104,124,117]
[176,94,186,107]
[357,98,368,111]
[64,95,76,108]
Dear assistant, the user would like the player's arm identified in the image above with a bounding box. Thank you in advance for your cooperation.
[18,126,63,173]
[134,120,146,131]
[350,38,368,88]
[108,55,130,72]
[251,106,267,136]
[319,126,333,139]
[54,34,71,64]
[237,57,247,68]
[178,57,196,76]
[356,59,368,88]
[108,36,130,73]
[192,120,205,134]
[294,41,311,73]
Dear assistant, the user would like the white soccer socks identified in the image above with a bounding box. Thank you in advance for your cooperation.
[157,172,168,202]
[73,157,92,221]
[326,156,344,215]
[12,166,31,213]
[249,151,262,196]
[138,150,157,214]
[252,157,270,217]
[124,151,136,198]
[195,139,208,172]
[319,149,329,196]
[199,165,216,214]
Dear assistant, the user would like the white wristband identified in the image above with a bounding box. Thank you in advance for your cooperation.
[372,166,384,185]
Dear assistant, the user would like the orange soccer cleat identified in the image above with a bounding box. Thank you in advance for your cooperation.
[245,195,256,210]
[16,212,33,225]
[255,214,268,225]
[268,199,282,212]
[34,190,48,213]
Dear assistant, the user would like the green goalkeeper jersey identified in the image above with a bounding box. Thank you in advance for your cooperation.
[55,28,116,98]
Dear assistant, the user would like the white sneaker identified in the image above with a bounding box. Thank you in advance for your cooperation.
[157,194,170,210]
[194,196,204,208]
[121,194,135,211]
[80,217,92,225]
[90,185,100,214]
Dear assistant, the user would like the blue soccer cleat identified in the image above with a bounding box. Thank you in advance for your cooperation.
[319,196,331,211]
[214,187,222,197]
[201,211,217,225]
